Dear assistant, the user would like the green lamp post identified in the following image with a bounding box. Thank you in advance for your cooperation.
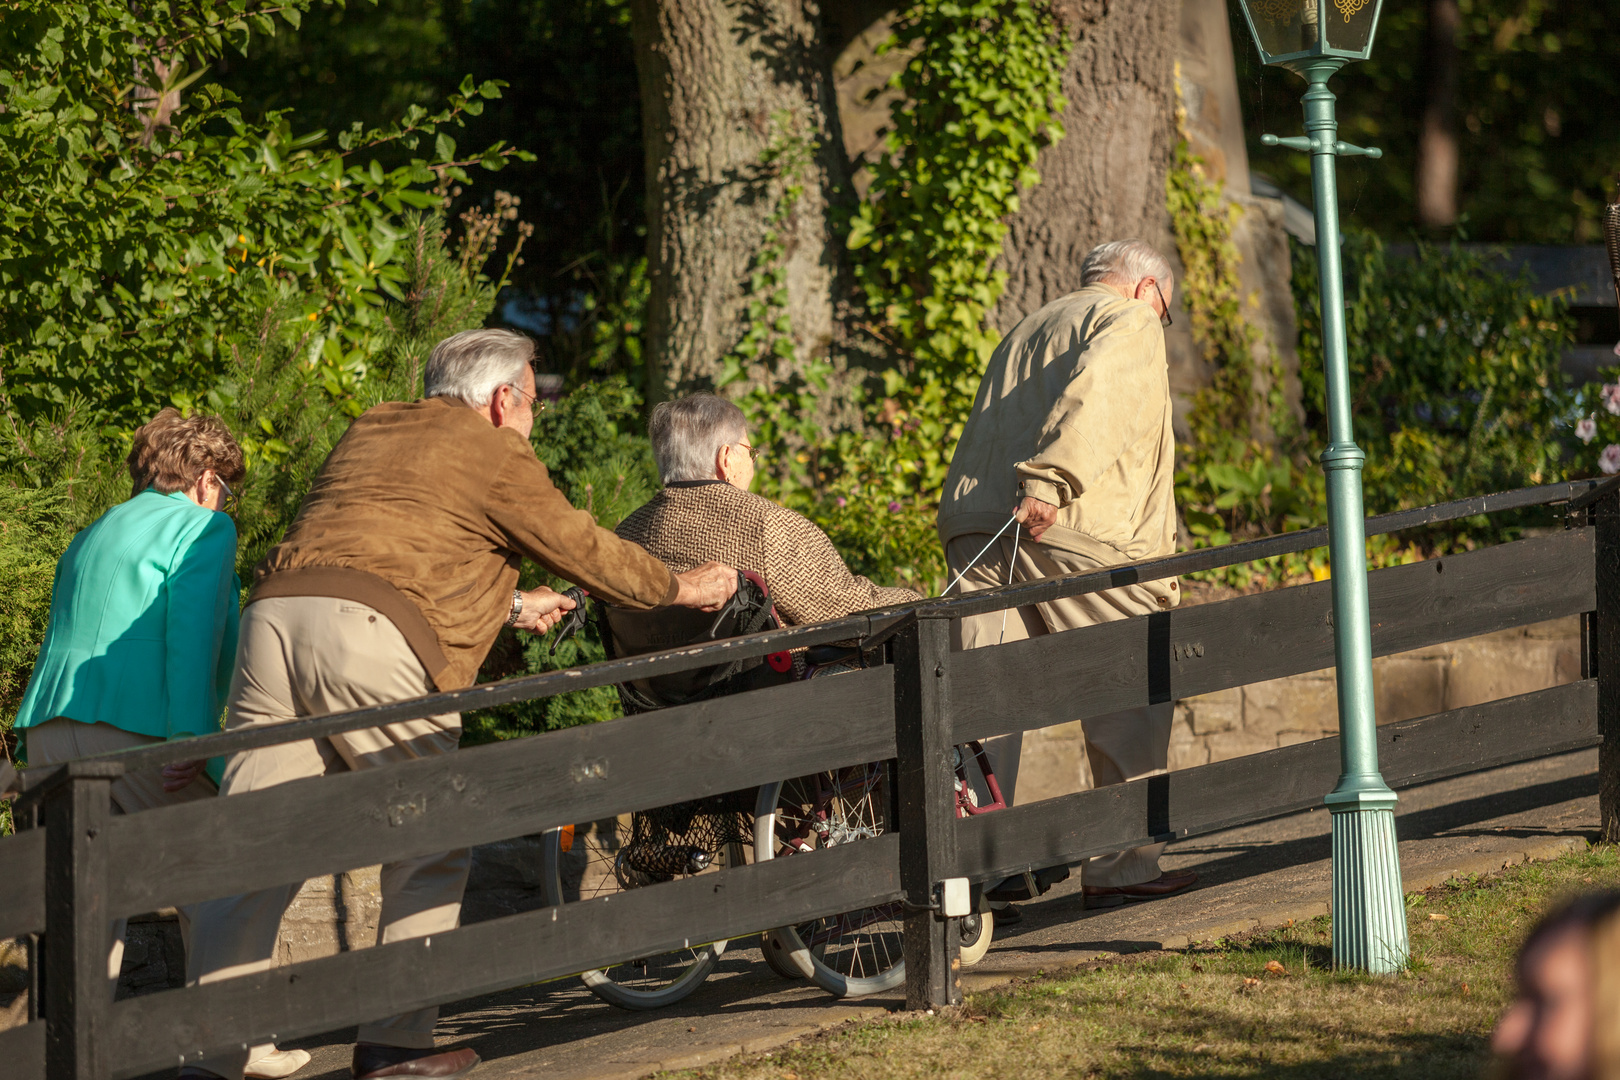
[1234,0,1409,974]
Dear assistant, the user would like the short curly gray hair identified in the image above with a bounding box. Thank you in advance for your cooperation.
[1080,239,1174,297]
[424,329,535,407]
[649,394,747,484]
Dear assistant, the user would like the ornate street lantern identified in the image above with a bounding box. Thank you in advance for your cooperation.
[1235,0,1408,975]
[1237,0,1385,74]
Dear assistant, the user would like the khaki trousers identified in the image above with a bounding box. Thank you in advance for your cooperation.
[23,718,218,983]
[186,597,469,1078]
[946,533,1177,889]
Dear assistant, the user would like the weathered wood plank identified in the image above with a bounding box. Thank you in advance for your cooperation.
[952,530,1595,744]
[899,480,1593,623]
[1595,494,1620,842]
[952,680,1598,883]
[106,666,896,917]
[0,1020,44,1080]
[893,618,961,1009]
[104,834,902,1080]
[17,616,877,786]
[0,826,46,939]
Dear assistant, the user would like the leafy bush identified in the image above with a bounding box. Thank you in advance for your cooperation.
[0,0,525,430]
[1176,231,1576,589]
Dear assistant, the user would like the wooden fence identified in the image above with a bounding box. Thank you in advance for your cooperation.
[3,476,1618,1080]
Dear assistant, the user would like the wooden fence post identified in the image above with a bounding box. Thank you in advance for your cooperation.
[42,761,121,1080]
[1595,488,1620,843]
[893,615,961,1010]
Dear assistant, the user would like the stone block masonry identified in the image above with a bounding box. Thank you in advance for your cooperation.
[1018,616,1582,802]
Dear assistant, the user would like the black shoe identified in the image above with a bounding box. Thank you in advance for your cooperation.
[984,864,1070,903]
[352,1044,480,1080]
[990,902,1023,925]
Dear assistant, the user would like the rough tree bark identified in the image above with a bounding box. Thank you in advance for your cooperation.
[992,1,1181,332]
[629,0,857,402]
[1415,0,1460,229]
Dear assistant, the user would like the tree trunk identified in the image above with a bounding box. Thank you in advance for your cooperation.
[992,1,1181,332]
[1415,0,1460,229]
[629,0,854,402]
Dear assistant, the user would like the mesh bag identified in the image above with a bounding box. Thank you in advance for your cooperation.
[620,789,756,883]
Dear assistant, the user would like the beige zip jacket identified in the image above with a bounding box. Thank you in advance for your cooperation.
[938,282,1179,574]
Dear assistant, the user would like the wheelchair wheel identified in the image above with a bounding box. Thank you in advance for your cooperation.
[958,909,993,966]
[755,766,906,998]
[541,813,747,1011]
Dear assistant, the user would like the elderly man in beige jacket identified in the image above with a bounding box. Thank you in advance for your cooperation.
[938,238,1195,906]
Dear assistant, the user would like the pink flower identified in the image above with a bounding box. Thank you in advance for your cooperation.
[1577,416,1598,444]
[888,501,902,512]
[1601,444,1620,475]
[836,496,847,507]
[1601,383,1620,416]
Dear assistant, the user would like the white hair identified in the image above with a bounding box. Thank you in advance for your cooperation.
[649,394,747,484]
[1080,239,1175,297]
[424,329,535,407]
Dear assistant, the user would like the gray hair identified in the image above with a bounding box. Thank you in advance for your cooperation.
[424,329,535,407]
[1080,239,1175,298]
[649,394,748,484]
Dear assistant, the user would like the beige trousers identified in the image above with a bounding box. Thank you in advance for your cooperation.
[23,718,218,983]
[946,533,1177,888]
[186,597,469,1078]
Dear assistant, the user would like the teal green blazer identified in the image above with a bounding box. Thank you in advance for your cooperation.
[16,489,240,750]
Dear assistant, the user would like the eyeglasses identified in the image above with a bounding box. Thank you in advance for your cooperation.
[1152,281,1173,328]
[217,476,240,518]
[506,383,548,415]
[736,442,761,462]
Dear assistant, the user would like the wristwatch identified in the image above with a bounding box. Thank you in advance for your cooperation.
[505,588,524,627]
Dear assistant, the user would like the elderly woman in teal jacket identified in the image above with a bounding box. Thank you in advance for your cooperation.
[14,409,309,1079]
[18,407,243,793]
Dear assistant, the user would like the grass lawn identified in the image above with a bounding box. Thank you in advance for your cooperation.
[672,845,1620,1079]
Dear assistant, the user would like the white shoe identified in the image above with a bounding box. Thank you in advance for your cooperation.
[244,1047,312,1079]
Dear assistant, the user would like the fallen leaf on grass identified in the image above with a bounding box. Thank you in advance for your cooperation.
[1242,977,1260,989]
[1429,913,1449,921]
[1462,983,1471,996]
[1029,1025,1042,1033]
[1264,960,1286,976]
[1193,1043,1212,1053]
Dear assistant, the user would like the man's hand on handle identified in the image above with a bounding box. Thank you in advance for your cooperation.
[513,586,578,633]
[161,760,206,793]
[1015,496,1058,542]
[672,561,739,612]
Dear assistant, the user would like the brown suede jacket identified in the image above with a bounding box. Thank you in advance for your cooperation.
[251,397,678,689]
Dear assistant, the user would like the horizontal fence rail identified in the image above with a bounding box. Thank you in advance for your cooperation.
[951,529,1595,743]
[3,478,1614,1080]
[901,478,1602,622]
[106,667,897,919]
[954,680,1599,884]
[104,836,903,1080]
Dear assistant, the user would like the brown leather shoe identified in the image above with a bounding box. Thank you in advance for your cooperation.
[352,1044,480,1080]
[1082,869,1198,902]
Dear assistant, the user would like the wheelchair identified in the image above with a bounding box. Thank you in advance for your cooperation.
[539,572,1003,1009]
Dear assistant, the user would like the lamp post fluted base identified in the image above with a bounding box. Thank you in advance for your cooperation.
[1328,800,1410,973]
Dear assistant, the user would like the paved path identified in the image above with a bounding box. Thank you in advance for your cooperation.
[272,750,1600,1080]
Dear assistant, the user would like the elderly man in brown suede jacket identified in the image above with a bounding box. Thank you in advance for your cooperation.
[182,329,735,1080]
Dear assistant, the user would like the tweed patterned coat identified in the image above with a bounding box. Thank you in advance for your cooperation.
[615,481,920,626]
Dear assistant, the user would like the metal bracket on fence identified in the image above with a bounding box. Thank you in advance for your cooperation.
[1567,475,1620,515]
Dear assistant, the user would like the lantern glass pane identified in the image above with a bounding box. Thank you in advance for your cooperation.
[1324,0,1377,55]
[1245,0,1319,58]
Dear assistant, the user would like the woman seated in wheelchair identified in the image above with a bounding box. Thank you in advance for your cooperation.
[608,393,920,690]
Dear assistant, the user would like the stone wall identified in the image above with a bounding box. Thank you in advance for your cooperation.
[1017,616,1583,804]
